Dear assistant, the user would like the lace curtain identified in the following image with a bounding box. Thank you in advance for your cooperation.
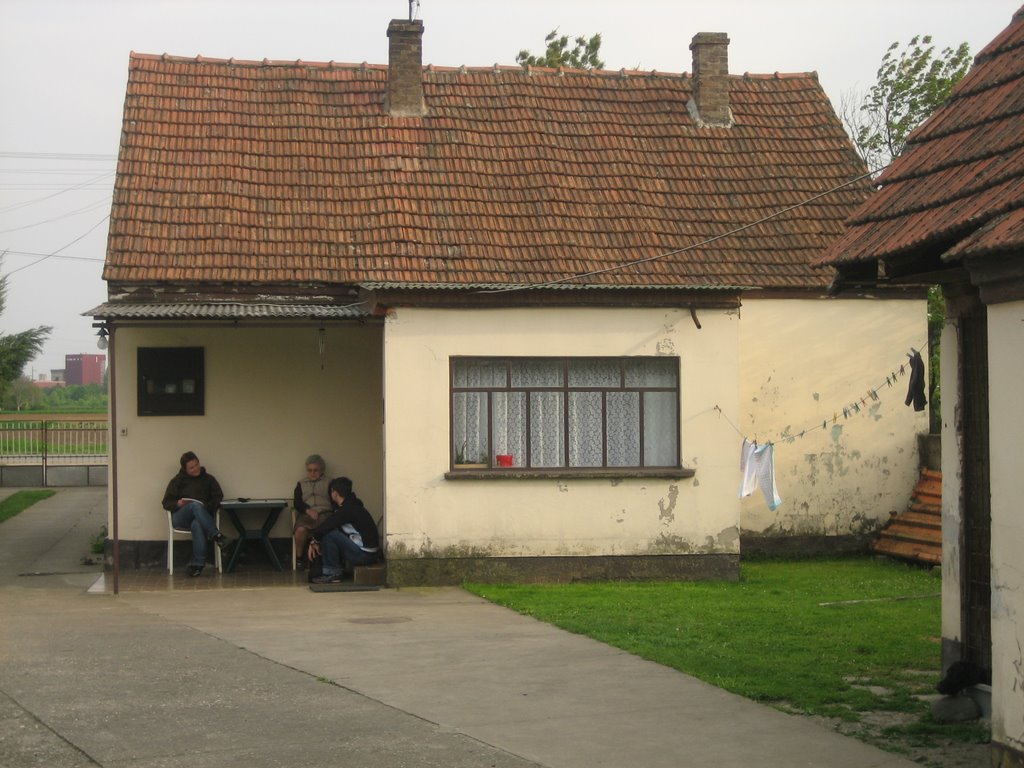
[452,358,678,468]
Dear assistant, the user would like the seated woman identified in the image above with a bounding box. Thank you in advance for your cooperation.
[292,454,331,569]
[161,451,228,577]
[307,476,379,584]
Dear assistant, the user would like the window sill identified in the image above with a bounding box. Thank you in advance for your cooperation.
[444,467,696,480]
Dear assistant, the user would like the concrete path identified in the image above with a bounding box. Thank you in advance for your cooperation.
[0,487,919,767]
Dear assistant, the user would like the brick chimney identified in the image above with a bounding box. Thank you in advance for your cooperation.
[689,32,731,127]
[386,19,426,117]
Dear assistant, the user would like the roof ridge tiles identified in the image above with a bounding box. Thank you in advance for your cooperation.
[129,51,388,71]
[127,51,814,82]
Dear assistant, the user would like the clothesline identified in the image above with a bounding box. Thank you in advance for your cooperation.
[709,343,927,446]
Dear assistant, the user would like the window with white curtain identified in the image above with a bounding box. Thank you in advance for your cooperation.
[450,357,679,470]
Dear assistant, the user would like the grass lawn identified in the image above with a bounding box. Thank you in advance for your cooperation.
[466,557,990,758]
[0,490,55,525]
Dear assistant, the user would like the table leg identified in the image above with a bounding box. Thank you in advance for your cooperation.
[260,507,284,571]
[224,509,248,573]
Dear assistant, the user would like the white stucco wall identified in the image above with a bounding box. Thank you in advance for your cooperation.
[738,298,928,536]
[986,300,1024,753]
[939,319,963,650]
[382,306,740,560]
[108,325,384,542]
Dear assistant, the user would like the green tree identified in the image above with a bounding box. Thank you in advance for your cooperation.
[2,376,43,411]
[0,258,51,401]
[842,35,971,172]
[842,38,971,437]
[517,29,604,70]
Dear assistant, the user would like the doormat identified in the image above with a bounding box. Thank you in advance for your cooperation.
[309,583,382,593]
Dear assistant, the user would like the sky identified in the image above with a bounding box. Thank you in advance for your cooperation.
[1,0,1019,377]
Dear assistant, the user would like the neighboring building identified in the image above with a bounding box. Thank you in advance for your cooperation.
[819,6,1024,764]
[64,354,105,386]
[49,369,65,382]
[91,19,926,585]
[31,380,65,391]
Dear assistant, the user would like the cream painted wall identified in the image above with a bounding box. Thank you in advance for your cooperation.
[986,301,1024,753]
[738,298,928,536]
[382,306,741,560]
[108,325,384,542]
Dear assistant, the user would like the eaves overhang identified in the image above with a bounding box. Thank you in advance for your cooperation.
[83,301,372,321]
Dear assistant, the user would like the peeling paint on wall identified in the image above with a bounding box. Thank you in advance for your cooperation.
[658,484,679,524]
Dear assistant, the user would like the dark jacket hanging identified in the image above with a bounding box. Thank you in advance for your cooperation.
[905,350,927,412]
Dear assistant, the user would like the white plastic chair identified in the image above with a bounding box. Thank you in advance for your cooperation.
[166,509,222,574]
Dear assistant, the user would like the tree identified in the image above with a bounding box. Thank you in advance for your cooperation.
[0,258,51,400]
[2,376,42,411]
[517,29,604,70]
[842,35,971,172]
[841,38,971,437]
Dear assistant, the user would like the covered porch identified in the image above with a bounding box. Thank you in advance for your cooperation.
[91,301,386,580]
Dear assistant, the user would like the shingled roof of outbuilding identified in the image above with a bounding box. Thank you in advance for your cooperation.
[819,6,1024,271]
[104,51,870,292]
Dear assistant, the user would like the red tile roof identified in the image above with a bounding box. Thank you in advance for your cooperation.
[105,52,870,292]
[819,6,1024,270]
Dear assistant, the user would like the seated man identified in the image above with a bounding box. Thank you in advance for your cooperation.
[292,454,331,568]
[161,451,228,577]
[308,476,379,584]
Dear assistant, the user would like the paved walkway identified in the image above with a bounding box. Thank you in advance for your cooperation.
[0,487,920,767]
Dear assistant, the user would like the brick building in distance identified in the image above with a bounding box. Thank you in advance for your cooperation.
[64,354,106,386]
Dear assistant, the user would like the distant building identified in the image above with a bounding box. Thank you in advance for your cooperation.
[48,370,65,382]
[65,354,105,386]
[31,379,65,390]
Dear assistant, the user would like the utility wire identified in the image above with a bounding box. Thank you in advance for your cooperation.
[1,250,104,263]
[0,151,116,161]
[4,215,110,277]
[0,197,111,234]
[477,167,884,293]
[0,171,114,215]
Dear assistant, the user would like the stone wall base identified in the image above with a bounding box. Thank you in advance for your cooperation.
[106,538,291,571]
[385,553,739,587]
[740,533,874,559]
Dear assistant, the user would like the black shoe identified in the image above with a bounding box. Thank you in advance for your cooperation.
[295,557,307,570]
[187,565,204,577]
[212,532,227,549]
[312,573,343,584]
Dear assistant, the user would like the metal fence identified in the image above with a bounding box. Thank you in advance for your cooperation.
[0,420,109,466]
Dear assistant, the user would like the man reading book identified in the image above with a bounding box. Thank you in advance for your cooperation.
[161,451,228,577]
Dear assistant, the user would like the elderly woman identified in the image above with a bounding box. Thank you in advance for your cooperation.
[292,454,331,568]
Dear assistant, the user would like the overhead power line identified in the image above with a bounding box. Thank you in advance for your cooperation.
[4,215,110,277]
[0,151,117,161]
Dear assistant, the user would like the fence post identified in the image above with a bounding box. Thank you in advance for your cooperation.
[41,421,48,487]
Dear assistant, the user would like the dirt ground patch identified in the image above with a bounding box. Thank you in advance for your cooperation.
[808,711,990,768]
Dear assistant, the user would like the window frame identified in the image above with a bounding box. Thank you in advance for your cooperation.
[448,356,692,479]
[137,346,205,417]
